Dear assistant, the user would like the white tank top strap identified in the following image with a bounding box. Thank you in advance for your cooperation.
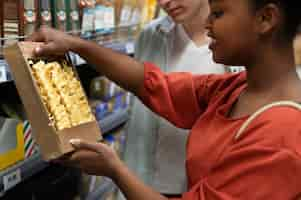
[234,101,301,140]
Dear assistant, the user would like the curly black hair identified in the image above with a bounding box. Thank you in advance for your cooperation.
[251,0,301,41]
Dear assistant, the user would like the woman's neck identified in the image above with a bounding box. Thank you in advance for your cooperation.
[246,43,301,100]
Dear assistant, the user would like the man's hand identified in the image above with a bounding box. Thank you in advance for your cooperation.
[29,27,79,57]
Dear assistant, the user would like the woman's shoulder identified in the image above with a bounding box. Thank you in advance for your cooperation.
[242,104,301,152]
[196,71,247,93]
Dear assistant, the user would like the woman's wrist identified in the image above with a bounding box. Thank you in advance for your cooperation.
[109,157,126,181]
[67,35,86,54]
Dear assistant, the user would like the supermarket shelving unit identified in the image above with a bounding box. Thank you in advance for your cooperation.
[0,27,135,197]
[0,107,130,197]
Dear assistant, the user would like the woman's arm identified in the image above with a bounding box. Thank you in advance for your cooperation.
[30,27,207,129]
[68,139,169,200]
[31,27,144,95]
[112,159,168,200]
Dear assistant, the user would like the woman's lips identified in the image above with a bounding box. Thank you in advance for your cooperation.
[168,7,183,17]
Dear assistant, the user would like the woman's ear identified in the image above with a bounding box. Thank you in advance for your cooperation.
[255,3,282,36]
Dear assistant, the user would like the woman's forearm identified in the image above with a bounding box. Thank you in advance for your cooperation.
[112,160,169,200]
[71,37,145,95]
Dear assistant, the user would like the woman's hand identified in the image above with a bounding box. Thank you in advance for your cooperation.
[57,139,168,200]
[29,27,80,57]
[64,139,122,178]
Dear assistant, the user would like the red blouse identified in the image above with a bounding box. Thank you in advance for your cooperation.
[138,62,301,200]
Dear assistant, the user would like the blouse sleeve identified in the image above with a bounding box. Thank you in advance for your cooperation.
[138,62,235,129]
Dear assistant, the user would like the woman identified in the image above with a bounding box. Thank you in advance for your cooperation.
[31,0,301,199]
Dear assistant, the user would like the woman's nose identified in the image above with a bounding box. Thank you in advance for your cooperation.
[157,0,172,7]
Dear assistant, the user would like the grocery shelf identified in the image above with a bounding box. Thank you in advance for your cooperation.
[99,108,130,134]
[0,79,12,84]
[0,60,12,84]
[0,152,47,197]
[86,178,116,200]
[102,40,135,55]
[0,108,129,197]
[70,40,135,66]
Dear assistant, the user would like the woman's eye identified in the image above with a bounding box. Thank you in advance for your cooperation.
[212,11,224,18]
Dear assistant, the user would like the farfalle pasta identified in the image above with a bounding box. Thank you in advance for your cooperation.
[30,60,94,130]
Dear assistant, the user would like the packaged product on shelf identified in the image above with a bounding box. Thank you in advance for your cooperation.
[0,64,7,82]
[89,99,114,121]
[103,0,115,33]
[51,0,68,31]
[39,0,52,27]
[118,130,126,157]
[105,128,127,157]
[119,0,134,27]
[94,2,106,34]
[66,0,81,32]
[114,0,123,26]
[0,117,25,170]
[2,0,21,46]
[107,92,127,111]
[125,92,131,107]
[22,120,39,158]
[89,99,102,113]
[103,134,116,149]
[95,103,108,121]
[130,2,142,26]
[4,42,102,160]
[0,1,3,46]
[94,0,115,34]
[84,174,105,196]
[140,0,157,25]
[90,76,124,101]
[104,189,118,200]
[81,0,96,38]
[23,0,38,36]
[0,59,12,81]
[112,92,131,110]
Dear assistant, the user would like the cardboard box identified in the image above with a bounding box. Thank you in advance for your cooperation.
[3,42,102,160]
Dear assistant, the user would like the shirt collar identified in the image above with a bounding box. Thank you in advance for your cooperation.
[155,16,176,35]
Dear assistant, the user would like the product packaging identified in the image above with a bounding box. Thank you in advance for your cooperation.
[4,42,102,160]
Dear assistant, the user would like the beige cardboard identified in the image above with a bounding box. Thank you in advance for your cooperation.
[3,41,102,160]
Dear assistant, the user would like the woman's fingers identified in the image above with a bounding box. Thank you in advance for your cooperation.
[70,139,107,153]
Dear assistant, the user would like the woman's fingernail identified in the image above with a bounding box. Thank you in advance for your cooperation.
[35,46,41,54]
[69,139,81,147]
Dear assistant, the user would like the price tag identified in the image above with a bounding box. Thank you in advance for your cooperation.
[3,169,21,191]
[125,42,135,55]
[0,66,7,82]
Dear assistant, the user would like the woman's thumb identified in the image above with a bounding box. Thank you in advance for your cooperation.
[34,43,55,57]
[69,139,105,153]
